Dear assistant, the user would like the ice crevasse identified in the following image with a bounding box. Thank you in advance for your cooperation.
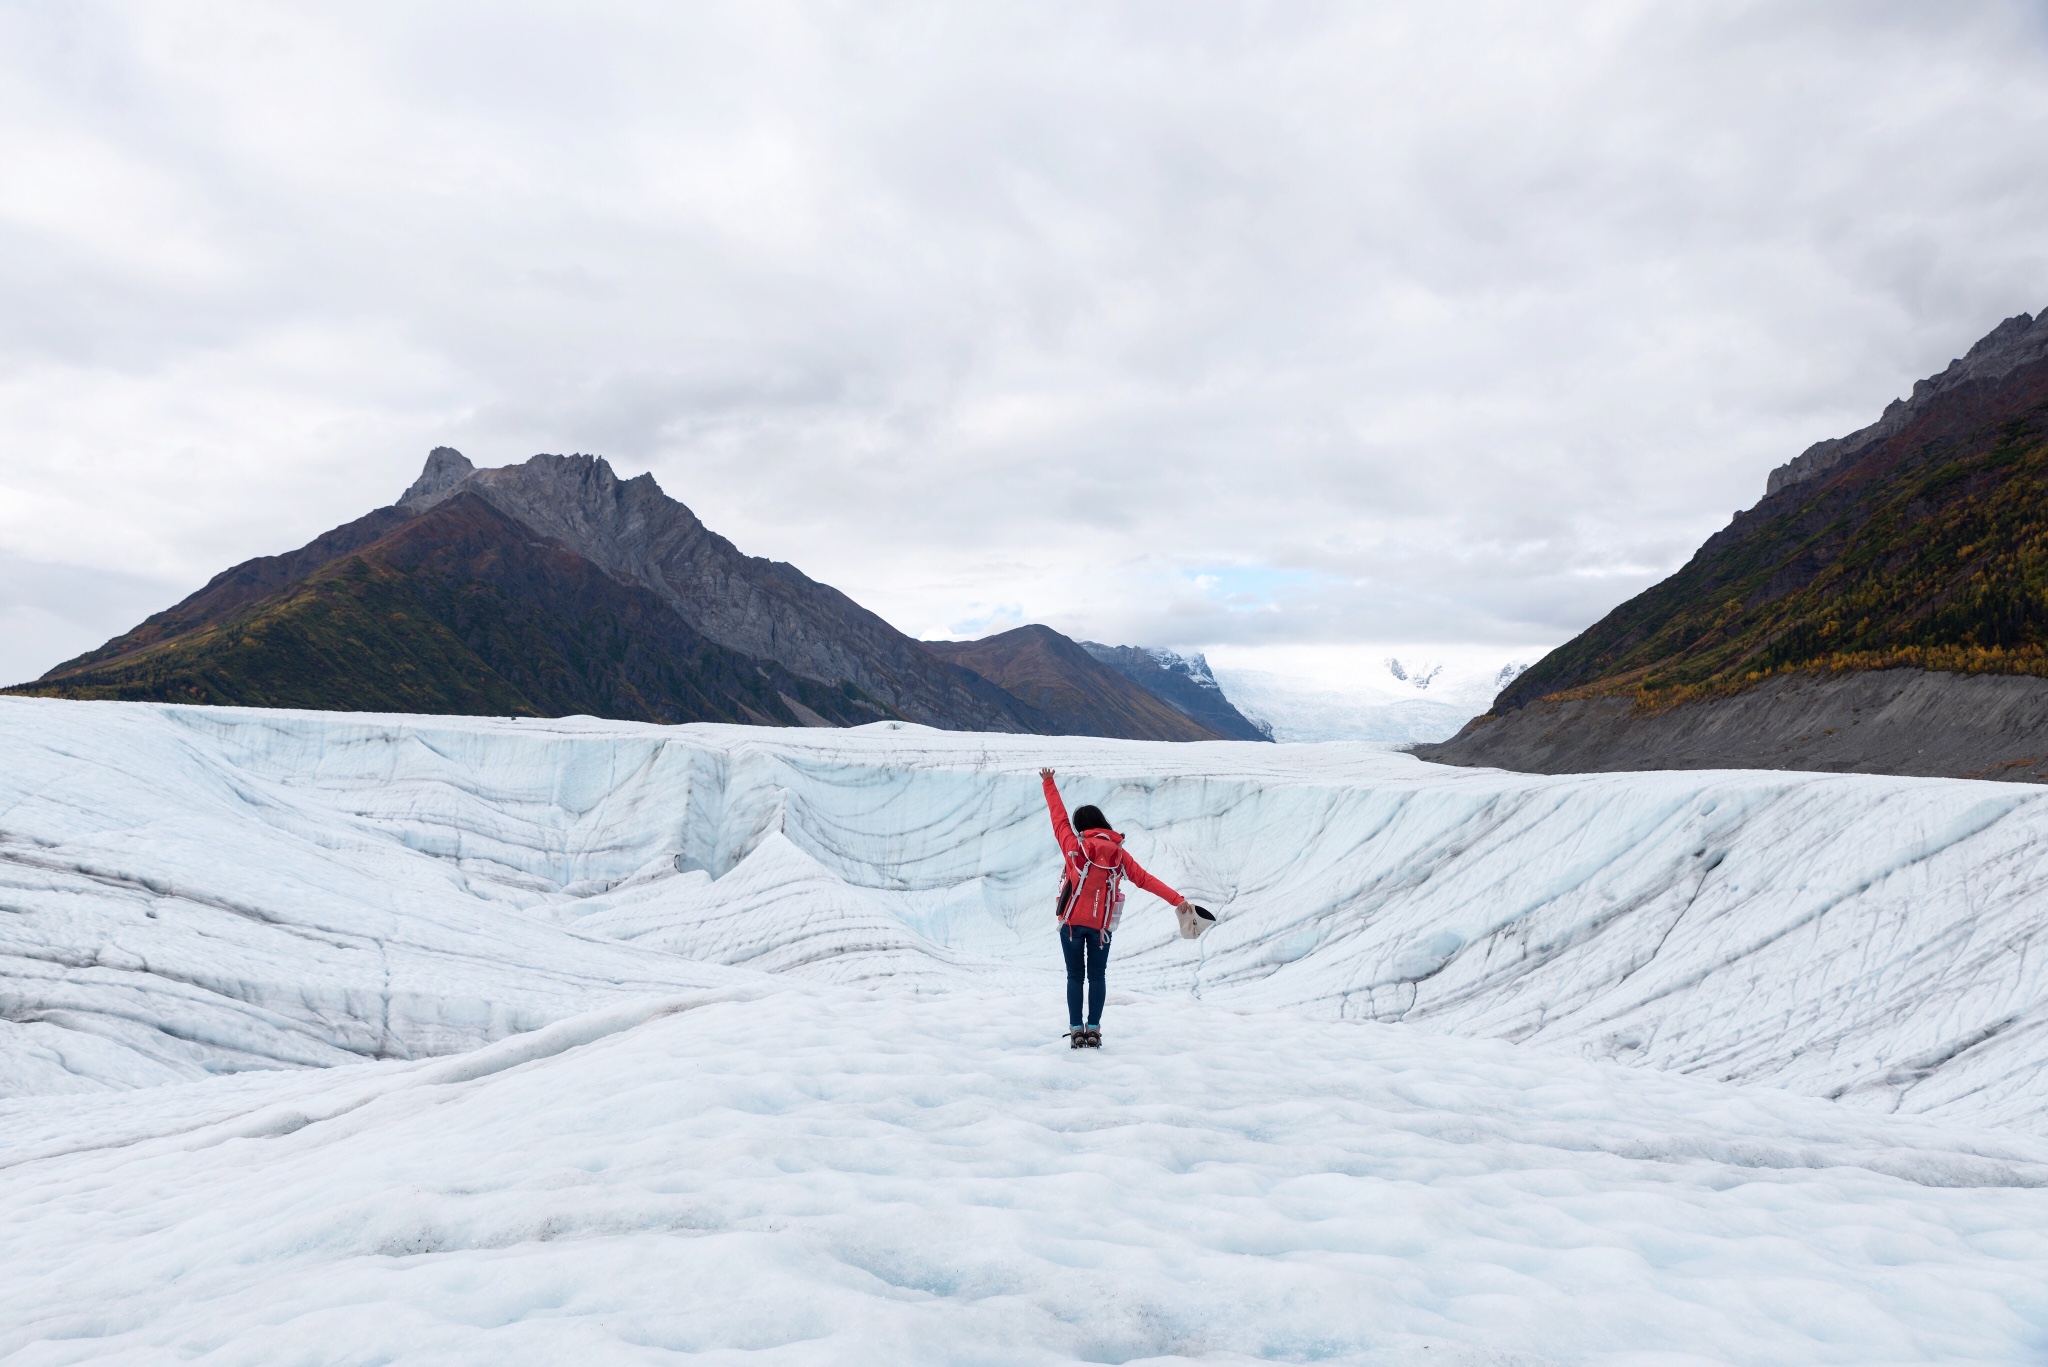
[3,696,2044,1130]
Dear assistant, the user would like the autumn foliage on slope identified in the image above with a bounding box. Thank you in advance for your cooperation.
[1497,354,2048,712]
[9,494,887,726]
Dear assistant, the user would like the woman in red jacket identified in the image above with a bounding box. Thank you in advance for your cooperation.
[1039,767,1203,1048]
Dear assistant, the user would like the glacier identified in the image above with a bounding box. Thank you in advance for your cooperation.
[1202,646,1534,744]
[4,697,2048,1364]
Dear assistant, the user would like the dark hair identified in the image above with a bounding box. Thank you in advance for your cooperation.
[1072,804,1111,832]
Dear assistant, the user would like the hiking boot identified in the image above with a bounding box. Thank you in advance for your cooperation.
[1081,1027,1102,1048]
[1068,1029,1087,1049]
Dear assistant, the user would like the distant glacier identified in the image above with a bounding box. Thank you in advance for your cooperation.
[1204,647,1534,743]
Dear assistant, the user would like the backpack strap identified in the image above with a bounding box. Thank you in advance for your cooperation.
[1058,842,1092,925]
[1102,849,1127,933]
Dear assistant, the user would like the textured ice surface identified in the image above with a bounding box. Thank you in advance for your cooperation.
[0,702,745,1094]
[6,989,2048,1365]
[8,698,2044,1127]
[6,698,2048,1362]
[16,700,2048,1131]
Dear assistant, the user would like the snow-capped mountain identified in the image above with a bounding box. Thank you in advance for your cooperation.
[1383,656,1442,689]
[923,626,1235,741]
[1076,641,1271,740]
[1203,646,1539,743]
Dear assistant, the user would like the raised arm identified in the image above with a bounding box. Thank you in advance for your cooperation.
[1039,768,1079,858]
[1118,849,1186,907]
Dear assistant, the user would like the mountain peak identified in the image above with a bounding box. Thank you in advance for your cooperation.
[401,450,656,514]
[1767,308,2048,497]
[398,447,477,508]
[26,442,1119,737]
[1965,310,2039,361]
[388,450,1050,733]
[1075,641,1270,741]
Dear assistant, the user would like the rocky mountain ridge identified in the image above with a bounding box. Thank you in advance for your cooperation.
[1077,643,1271,741]
[11,493,889,725]
[923,627,1234,743]
[15,449,1259,741]
[1421,306,2048,782]
[1767,308,2048,496]
[396,449,1044,733]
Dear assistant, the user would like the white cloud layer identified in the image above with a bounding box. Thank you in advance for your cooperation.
[4,2,2047,685]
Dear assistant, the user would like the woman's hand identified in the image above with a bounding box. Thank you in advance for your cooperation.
[1038,767,1055,780]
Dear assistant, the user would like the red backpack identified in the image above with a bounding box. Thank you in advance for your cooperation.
[1055,830,1127,933]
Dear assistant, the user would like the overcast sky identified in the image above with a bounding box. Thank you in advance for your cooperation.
[4,1,2047,688]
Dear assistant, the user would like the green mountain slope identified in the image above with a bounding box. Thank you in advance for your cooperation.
[8,493,890,727]
[37,505,418,680]
[1498,331,2048,713]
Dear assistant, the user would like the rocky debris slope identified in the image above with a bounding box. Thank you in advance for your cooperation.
[1416,667,2048,781]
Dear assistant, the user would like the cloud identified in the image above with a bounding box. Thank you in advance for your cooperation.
[3,2,2047,676]
[0,551,187,686]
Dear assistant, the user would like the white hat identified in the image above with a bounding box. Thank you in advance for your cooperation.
[1176,902,1218,940]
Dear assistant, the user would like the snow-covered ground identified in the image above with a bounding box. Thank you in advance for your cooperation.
[5,698,2048,1364]
[9,987,2048,1366]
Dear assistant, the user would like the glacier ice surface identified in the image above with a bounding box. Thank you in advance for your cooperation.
[5,697,2048,1363]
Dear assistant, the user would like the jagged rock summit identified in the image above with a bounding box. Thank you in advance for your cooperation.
[1768,308,2048,496]
[14,449,1255,740]
[399,445,478,504]
[1419,306,2048,782]
[387,450,1043,732]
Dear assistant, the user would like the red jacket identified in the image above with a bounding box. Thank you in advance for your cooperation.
[1043,774,1183,932]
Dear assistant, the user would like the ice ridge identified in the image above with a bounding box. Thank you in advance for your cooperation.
[5,697,2048,1134]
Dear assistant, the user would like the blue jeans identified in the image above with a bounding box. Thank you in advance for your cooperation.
[1060,924,1111,1028]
